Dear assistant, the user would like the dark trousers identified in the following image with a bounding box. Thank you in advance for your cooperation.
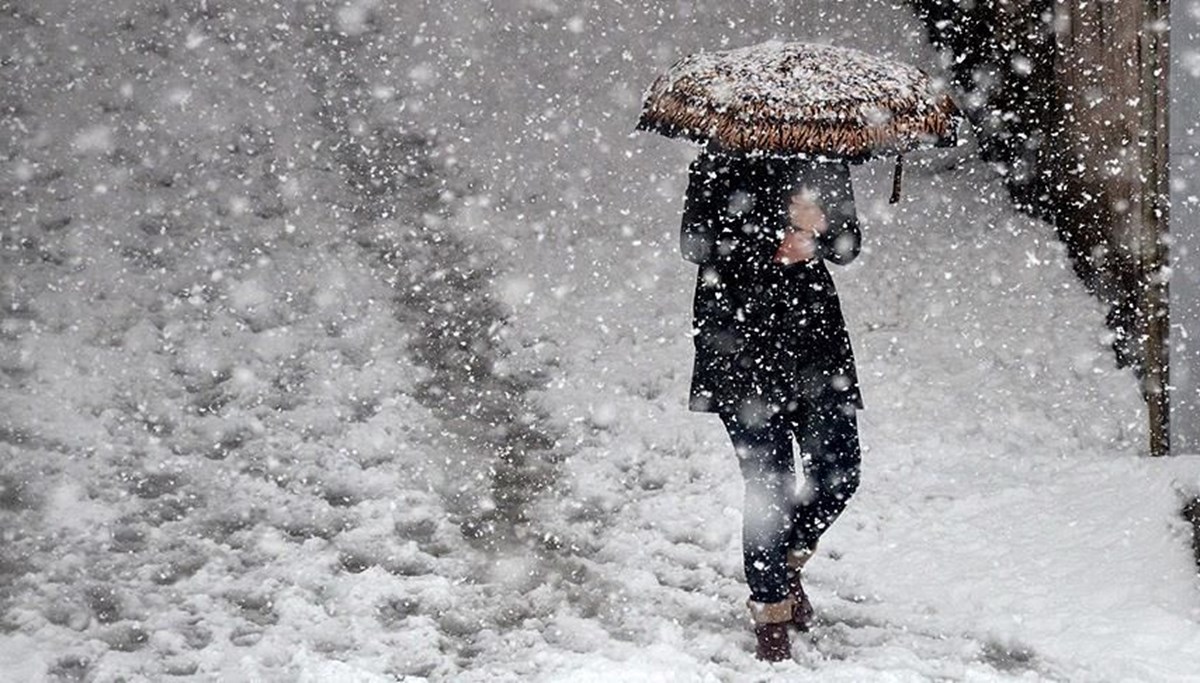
[719,402,861,604]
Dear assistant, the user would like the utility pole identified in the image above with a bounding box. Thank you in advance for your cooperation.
[1139,0,1171,456]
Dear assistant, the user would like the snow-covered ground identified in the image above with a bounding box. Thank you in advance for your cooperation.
[2,0,1198,681]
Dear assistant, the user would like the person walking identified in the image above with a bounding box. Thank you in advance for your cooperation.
[679,146,864,662]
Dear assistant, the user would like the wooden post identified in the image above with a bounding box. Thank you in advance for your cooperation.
[1139,0,1171,456]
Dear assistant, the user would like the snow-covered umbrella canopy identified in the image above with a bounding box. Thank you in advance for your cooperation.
[637,41,961,161]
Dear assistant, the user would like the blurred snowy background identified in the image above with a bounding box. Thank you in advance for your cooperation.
[1,0,1198,681]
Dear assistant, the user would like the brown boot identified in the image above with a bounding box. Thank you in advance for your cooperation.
[747,597,794,662]
[786,547,816,632]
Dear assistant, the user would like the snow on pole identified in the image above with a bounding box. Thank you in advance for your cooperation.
[1139,0,1171,456]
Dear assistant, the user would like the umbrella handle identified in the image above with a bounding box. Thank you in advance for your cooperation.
[890,155,903,204]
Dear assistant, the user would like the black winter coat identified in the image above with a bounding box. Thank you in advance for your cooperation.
[681,150,864,418]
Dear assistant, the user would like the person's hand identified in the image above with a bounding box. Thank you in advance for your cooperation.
[773,193,827,265]
[788,193,827,235]
[773,228,817,265]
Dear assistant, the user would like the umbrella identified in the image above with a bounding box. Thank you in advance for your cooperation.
[636,41,962,201]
